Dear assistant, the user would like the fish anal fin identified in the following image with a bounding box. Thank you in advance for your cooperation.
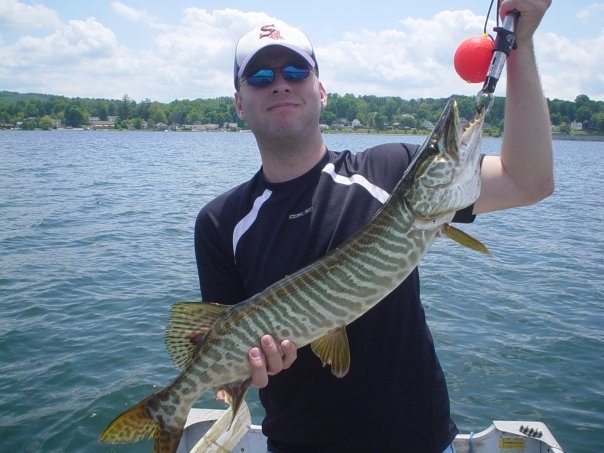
[214,379,252,430]
[442,223,490,255]
[310,327,351,378]
[165,302,230,369]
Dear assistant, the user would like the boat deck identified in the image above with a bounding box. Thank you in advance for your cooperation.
[177,407,564,453]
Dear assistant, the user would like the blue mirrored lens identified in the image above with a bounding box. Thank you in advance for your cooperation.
[245,66,311,87]
[246,69,275,87]
[282,66,311,81]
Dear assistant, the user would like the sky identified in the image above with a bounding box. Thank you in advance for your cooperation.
[1,0,603,103]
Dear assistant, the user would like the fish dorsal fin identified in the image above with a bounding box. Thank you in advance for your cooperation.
[165,302,230,369]
[310,327,351,378]
[441,223,490,255]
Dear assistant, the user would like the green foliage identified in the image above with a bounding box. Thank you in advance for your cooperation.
[592,112,604,131]
[0,90,602,134]
[63,101,88,127]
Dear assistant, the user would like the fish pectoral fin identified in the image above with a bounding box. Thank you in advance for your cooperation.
[441,223,490,255]
[214,379,252,430]
[310,327,351,378]
[165,302,231,368]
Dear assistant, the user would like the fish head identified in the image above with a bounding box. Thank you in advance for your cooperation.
[405,98,485,224]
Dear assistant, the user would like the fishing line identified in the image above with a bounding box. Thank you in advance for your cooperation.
[482,0,502,38]
[454,0,518,110]
[474,0,519,111]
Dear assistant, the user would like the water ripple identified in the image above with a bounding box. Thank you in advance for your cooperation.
[0,132,602,452]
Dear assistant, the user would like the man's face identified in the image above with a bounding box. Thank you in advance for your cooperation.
[234,47,327,142]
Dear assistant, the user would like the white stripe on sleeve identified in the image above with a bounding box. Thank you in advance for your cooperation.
[232,189,272,256]
[322,163,390,204]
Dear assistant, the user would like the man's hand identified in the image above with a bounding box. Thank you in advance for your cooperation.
[248,335,297,388]
[500,0,551,44]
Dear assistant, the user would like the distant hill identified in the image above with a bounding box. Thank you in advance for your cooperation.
[0,91,62,103]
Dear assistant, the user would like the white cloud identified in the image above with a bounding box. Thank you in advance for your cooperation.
[318,10,495,99]
[0,15,133,99]
[317,9,604,101]
[537,31,604,101]
[0,6,601,101]
[110,1,167,30]
[0,0,61,30]
[576,3,604,22]
[12,18,122,63]
[142,8,280,98]
[0,7,278,100]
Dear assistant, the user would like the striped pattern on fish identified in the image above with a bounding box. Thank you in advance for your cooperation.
[99,97,488,452]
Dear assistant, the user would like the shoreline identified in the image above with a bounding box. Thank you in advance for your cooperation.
[551,133,604,142]
[3,128,604,142]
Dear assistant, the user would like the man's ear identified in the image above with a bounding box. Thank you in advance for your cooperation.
[319,81,328,109]
[234,92,245,119]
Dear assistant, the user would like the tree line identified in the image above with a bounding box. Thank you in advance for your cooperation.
[1,90,602,134]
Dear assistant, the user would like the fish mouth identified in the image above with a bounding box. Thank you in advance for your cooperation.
[444,101,486,213]
[461,104,487,147]
[405,98,486,222]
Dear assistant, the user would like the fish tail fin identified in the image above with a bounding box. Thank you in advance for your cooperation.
[99,394,184,453]
[99,396,159,443]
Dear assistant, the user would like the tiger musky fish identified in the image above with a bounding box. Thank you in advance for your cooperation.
[99,98,488,452]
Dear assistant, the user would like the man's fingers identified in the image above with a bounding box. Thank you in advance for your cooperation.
[249,347,269,388]
[280,339,297,369]
[261,335,283,375]
[248,336,298,388]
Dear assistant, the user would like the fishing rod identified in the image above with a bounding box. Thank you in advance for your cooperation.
[454,0,522,113]
[475,10,520,110]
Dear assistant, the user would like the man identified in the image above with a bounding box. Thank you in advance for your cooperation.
[195,1,553,451]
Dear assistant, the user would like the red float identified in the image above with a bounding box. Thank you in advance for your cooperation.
[454,35,493,83]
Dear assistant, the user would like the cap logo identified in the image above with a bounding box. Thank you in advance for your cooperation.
[259,24,283,41]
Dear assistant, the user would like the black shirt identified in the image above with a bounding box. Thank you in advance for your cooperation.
[195,144,473,452]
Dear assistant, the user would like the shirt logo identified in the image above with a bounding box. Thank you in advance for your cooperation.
[259,24,283,41]
[289,206,313,220]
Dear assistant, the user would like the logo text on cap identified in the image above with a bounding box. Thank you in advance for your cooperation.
[259,24,283,41]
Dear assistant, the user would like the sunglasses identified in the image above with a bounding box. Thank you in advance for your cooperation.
[243,65,313,87]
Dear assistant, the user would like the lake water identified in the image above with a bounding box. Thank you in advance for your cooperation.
[0,130,602,452]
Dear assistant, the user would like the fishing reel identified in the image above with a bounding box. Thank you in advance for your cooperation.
[454,11,520,113]
[475,11,519,111]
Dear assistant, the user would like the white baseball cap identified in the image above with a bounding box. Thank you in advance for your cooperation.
[234,22,318,88]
